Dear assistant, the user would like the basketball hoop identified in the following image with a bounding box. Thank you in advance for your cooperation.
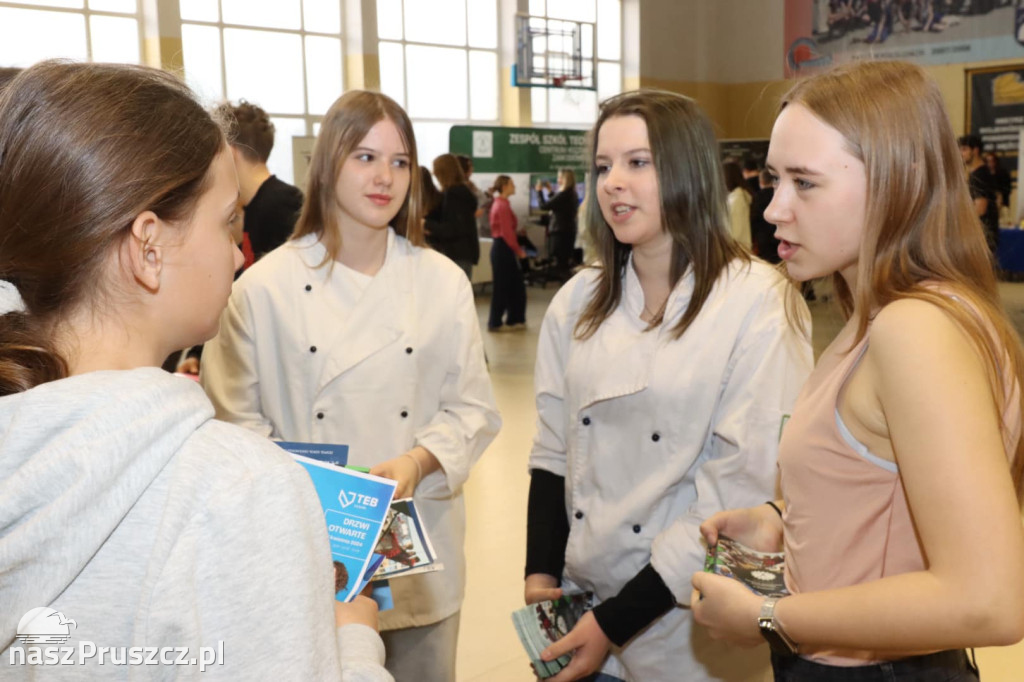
[514,14,596,91]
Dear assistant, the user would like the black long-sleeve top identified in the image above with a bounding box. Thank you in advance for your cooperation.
[525,469,676,647]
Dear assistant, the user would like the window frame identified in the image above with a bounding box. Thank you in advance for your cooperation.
[178,0,347,183]
[0,0,144,66]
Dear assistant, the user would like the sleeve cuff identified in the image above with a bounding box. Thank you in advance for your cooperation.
[336,623,387,667]
[591,563,676,647]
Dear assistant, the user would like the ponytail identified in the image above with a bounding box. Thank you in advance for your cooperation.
[488,174,512,197]
[0,311,68,396]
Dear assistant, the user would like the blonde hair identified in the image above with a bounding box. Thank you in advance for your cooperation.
[293,90,423,264]
[783,60,1024,499]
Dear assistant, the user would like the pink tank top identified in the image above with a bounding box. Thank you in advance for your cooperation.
[779,308,1020,665]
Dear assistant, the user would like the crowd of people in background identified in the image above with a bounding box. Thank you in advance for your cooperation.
[1,54,1024,682]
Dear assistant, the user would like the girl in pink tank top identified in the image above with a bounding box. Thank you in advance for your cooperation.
[690,60,1024,681]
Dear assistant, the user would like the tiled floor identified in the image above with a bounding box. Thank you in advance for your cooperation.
[455,280,1024,682]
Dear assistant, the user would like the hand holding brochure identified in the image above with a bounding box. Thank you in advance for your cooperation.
[278,441,444,606]
[511,593,594,678]
[703,535,789,598]
[288,452,396,603]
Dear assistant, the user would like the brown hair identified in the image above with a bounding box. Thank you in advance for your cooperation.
[419,166,442,215]
[0,67,22,93]
[559,169,577,191]
[488,175,512,197]
[0,61,224,396]
[293,90,423,264]
[575,89,749,340]
[432,153,467,191]
[215,99,274,163]
[722,161,745,194]
[782,60,1024,499]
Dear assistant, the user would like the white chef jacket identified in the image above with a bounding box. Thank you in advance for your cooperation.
[201,229,501,630]
[530,257,812,681]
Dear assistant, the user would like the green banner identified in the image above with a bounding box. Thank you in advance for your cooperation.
[448,125,589,173]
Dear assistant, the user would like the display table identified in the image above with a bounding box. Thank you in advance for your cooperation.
[998,228,1024,274]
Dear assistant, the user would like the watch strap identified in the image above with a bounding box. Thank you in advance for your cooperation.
[758,598,799,656]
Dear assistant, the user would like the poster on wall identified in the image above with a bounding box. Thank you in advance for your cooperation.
[784,0,1024,77]
[967,65,1024,218]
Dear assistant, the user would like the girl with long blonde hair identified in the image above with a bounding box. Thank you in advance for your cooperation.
[694,60,1024,681]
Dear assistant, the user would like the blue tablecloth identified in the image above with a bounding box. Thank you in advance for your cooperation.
[998,229,1024,273]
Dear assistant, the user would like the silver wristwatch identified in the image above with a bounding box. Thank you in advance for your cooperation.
[758,598,798,656]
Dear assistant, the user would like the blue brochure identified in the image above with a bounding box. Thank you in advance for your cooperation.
[277,441,349,467]
[290,453,397,603]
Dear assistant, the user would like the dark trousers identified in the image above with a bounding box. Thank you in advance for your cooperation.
[549,230,575,272]
[489,238,526,329]
[771,649,978,681]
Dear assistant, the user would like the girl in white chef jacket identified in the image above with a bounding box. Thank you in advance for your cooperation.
[523,89,813,682]
[201,90,501,682]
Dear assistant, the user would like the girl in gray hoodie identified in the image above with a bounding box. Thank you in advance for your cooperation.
[0,61,392,681]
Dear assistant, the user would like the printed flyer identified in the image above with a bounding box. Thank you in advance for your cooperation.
[290,454,397,603]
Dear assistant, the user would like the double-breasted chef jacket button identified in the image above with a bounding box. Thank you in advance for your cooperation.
[310,346,317,353]
[304,284,312,292]
[582,416,591,426]
[574,511,584,519]
[651,432,660,442]
[316,412,324,420]
[405,347,413,354]
[401,410,409,418]
[632,524,641,533]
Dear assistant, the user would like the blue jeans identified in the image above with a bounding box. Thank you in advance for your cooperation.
[771,650,978,681]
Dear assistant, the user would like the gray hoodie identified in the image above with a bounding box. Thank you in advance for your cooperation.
[0,366,391,680]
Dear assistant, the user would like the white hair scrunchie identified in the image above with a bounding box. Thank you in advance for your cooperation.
[0,279,26,316]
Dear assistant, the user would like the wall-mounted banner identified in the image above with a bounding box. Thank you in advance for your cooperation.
[784,0,1024,78]
[449,126,589,174]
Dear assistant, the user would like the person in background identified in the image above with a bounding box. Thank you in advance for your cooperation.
[487,175,527,332]
[0,61,390,680]
[456,154,491,238]
[750,168,781,264]
[215,100,304,262]
[959,134,999,254]
[694,60,1024,682]
[428,153,479,280]
[724,160,752,249]
[419,165,443,227]
[525,89,812,682]
[200,90,500,682]
[742,157,761,196]
[983,150,1012,215]
[538,169,580,278]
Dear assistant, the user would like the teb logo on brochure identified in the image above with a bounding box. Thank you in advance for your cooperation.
[16,608,77,645]
[337,489,379,509]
